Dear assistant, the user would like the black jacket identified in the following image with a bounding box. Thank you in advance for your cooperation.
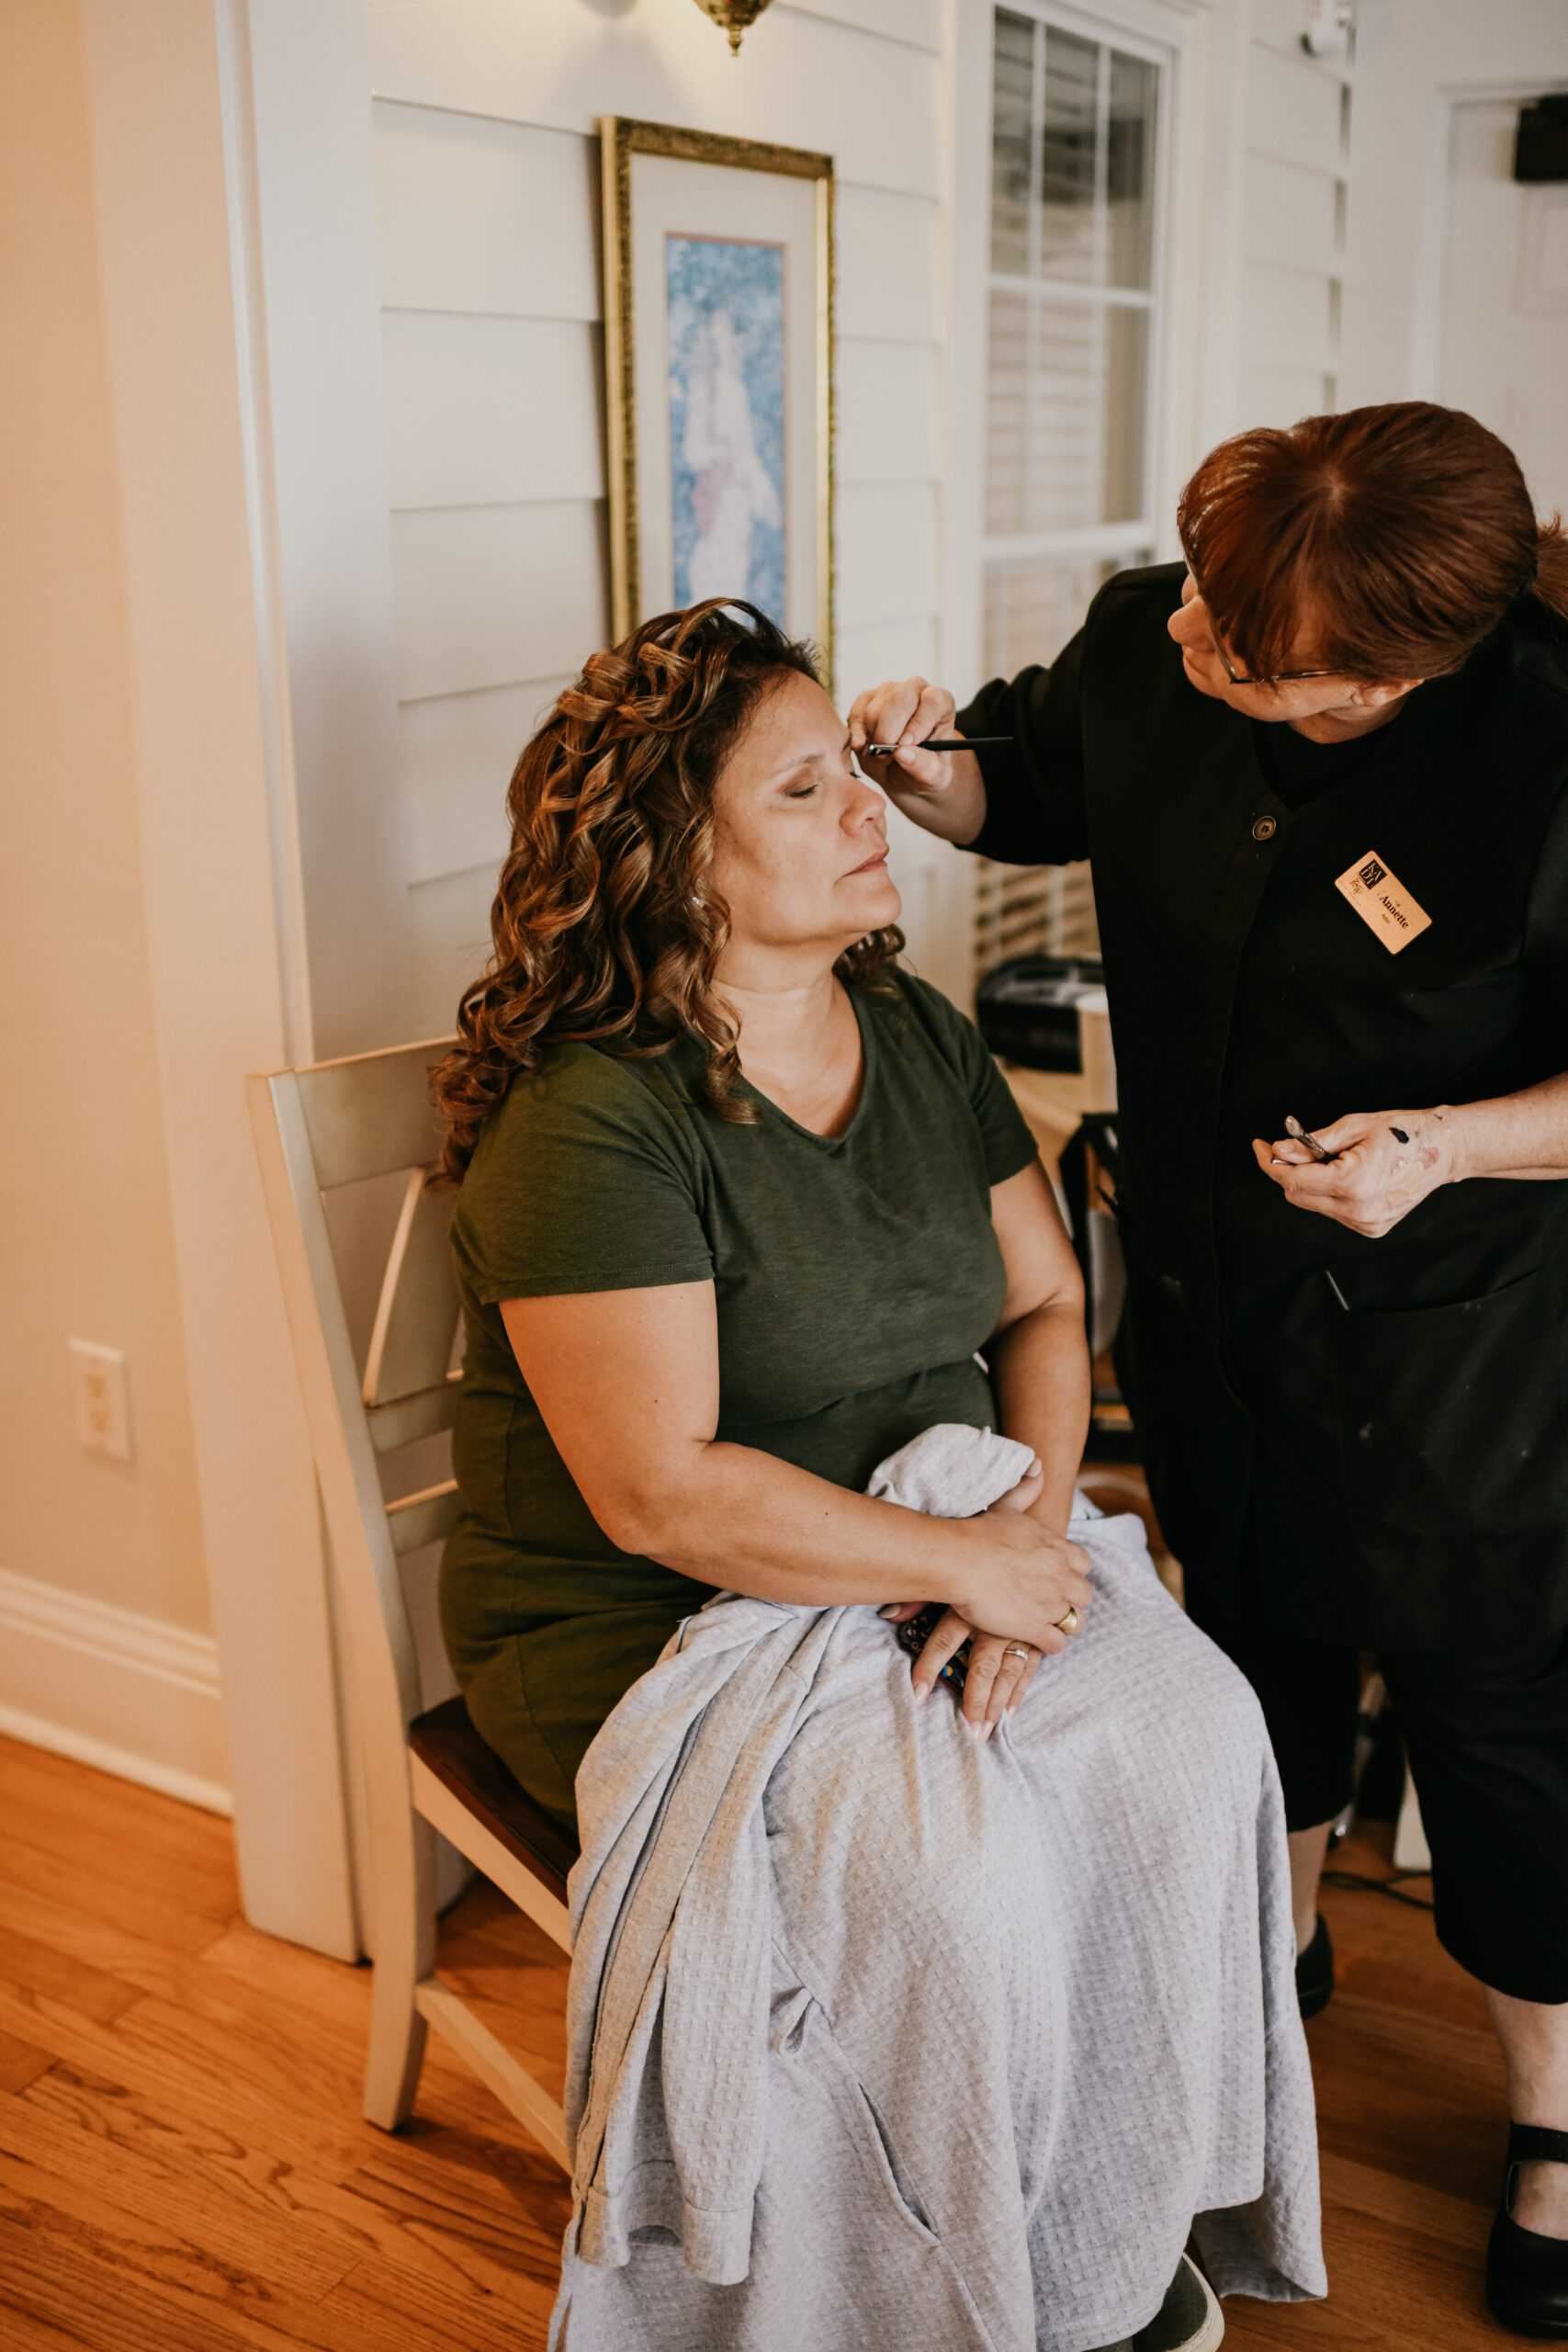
[958,562,1568,1647]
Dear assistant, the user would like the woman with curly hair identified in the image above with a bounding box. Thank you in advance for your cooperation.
[432,600,1321,2352]
[434,600,1100,1811]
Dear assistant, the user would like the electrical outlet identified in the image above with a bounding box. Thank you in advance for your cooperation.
[69,1339,133,1463]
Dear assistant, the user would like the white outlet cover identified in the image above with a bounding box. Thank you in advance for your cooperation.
[69,1338,133,1463]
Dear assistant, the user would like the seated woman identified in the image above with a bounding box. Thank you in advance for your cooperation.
[434,601,1323,2352]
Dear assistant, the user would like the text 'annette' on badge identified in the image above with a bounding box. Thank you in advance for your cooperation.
[1334,851,1432,954]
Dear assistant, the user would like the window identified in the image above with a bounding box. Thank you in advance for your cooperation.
[975,6,1167,976]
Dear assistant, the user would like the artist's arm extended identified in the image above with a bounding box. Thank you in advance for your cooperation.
[886,1157,1092,1730]
[499,1262,1091,1660]
[1256,1070,1568,1238]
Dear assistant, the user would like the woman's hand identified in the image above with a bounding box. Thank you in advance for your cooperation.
[1254,1109,1461,1238]
[886,1462,1090,1735]
[845,676,987,845]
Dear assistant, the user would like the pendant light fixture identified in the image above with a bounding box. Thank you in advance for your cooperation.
[692,0,774,55]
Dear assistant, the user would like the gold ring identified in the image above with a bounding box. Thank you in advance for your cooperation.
[1055,1607,1081,1634]
[1003,1644,1031,1660]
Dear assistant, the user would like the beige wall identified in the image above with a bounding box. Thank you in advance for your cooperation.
[0,0,209,1636]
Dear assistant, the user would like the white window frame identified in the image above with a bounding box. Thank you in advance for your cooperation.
[979,0,1176,607]
[943,0,1223,715]
[933,0,1224,994]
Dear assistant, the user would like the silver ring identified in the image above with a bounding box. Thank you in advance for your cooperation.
[1003,1644,1031,1659]
[1055,1607,1081,1635]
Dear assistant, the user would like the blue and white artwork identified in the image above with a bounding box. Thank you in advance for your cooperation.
[666,234,786,623]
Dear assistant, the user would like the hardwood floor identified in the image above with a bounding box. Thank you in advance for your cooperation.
[0,1734,1527,2348]
[0,1736,570,2350]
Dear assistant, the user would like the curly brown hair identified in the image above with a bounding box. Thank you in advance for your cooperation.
[431,599,904,1186]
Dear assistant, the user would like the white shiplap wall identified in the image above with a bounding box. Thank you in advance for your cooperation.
[368,0,955,1033]
[1234,0,1352,430]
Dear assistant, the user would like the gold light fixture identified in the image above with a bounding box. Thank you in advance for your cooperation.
[692,0,774,55]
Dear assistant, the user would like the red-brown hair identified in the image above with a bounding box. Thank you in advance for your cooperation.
[430,600,903,1187]
[1177,401,1568,684]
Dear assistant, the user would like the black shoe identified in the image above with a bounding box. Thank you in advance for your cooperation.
[1487,2123,1568,2338]
[1295,1914,1334,2020]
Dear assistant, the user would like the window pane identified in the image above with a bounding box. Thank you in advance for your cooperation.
[984,555,1122,677]
[985,289,1029,533]
[1030,299,1098,532]
[1107,52,1157,289]
[990,10,1036,277]
[974,857,1101,968]
[1038,28,1099,283]
[1103,304,1149,522]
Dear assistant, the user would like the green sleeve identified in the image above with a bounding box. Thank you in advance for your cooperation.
[449,1046,715,1303]
[900,976,1040,1186]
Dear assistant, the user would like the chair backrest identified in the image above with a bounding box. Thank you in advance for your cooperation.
[247,1038,462,1769]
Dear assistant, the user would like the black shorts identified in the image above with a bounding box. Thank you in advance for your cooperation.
[1201,1602,1568,2006]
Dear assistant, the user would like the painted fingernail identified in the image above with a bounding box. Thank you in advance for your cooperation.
[967,1717,983,1740]
[978,1721,996,1746]
[912,1682,929,1706]
[877,1603,900,1618]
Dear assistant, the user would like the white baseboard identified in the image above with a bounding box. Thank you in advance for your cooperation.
[0,1566,231,1815]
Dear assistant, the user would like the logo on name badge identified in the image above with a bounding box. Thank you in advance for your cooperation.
[1334,851,1431,954]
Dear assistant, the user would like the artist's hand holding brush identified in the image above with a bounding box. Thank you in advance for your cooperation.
[848,675,988,844]
[1255,1075,1568,1238]
[1256,1111,1464,1238]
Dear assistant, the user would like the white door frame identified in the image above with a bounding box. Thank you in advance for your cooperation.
[1410,77,1568,401]
[76,0,367,1957]
[75,0,415,1958]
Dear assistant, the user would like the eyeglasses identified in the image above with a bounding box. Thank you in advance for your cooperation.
[1213,635,1337,689]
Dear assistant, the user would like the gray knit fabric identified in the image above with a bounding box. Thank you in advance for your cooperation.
[550,1427,1325,2352]
[864,1421,1037,1516]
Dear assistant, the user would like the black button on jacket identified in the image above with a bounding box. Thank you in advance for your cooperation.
[956,562,1568,1647]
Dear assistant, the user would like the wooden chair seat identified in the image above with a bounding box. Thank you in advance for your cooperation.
[410,1696,578,1911]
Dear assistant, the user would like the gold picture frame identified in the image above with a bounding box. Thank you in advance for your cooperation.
[600,117,835,687]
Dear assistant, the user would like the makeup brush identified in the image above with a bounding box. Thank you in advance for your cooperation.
[863,737,1012,755]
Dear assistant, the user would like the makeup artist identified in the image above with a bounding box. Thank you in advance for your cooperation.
[849,402,1568,2340]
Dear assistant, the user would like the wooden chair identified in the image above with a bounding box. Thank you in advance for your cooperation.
[247,1038,578,2167]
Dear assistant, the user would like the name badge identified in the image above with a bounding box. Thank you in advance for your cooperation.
[1334,851,1431,954]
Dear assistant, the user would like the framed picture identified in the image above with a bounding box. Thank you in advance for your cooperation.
[600,117,834,682]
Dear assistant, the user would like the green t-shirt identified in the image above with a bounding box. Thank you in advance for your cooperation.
[441,970,1038,1824]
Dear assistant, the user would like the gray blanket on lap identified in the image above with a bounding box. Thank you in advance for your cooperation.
[550,1426,1325,2352]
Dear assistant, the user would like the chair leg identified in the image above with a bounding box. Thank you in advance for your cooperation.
[363,1791,439,2130]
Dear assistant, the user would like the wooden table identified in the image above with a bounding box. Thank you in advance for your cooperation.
[999,1063,1094,1184]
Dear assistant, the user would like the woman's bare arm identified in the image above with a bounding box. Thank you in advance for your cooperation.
[986,1157,1091,1531]
[905,1157,1093,1724]
[499,1282,1091,1653]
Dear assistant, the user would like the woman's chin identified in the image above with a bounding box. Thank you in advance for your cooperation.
[846,874,902,931]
